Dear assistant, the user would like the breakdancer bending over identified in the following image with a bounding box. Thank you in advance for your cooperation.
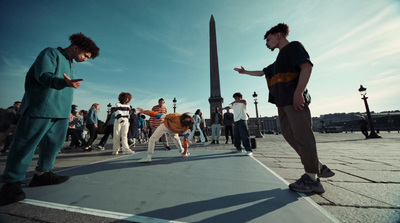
[137,108,193,163]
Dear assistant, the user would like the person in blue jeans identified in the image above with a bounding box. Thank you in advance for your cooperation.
[223,92,253,156]
[0,33,99,206]
[84,103,100,151]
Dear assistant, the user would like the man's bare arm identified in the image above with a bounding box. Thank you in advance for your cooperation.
[293,62,312,111]
[234,66,264,76]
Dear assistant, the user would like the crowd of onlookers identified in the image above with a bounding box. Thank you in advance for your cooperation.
[0,101,21,155]
[64,103,150,152]
[0,98,239,155]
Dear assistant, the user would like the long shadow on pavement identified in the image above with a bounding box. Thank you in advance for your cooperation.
[134,189,297,223]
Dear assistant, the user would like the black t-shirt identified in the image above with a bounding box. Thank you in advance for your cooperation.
[263,41,313,107]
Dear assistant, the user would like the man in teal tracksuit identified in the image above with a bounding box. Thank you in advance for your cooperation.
[0,33,100,206]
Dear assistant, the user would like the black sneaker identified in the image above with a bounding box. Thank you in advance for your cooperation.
[28,172,70,187]
[0,182,26,206]
[165,146,171,151]
[318,165,335,178]
[289,174,325,194]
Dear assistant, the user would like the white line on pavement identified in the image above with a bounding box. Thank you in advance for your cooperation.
[21,199,186,223]
[251,156,342,223]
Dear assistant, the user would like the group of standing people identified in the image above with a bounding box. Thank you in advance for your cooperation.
[0,101,21,155]
[66,108,88,150]
[64,103,100,152]
[82,95,168,156]
[64,98,150,153]
[209,107,236,145]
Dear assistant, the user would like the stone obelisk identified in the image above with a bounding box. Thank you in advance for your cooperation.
[208,15,223,116]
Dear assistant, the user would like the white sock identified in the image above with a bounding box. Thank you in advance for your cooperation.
[305,172,317,181]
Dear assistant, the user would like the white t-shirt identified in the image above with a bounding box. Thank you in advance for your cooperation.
[230,101,247,122]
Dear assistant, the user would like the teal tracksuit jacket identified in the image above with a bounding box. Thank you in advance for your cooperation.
[3,47,77,183]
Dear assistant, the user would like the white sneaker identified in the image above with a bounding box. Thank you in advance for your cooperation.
[139,155,152,163]
[203,142,210,146]
[245,151,253,156]
[97,145,105,150]
[121,150,135,155]
[111,151,119,155]
[231,149,243,153]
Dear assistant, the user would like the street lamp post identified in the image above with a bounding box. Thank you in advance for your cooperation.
[173,97,177,113]
[358,85,381,138]
[252,92,263,138]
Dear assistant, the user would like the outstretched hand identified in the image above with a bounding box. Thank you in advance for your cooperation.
[234,66,245,73]
[63,73,84,89]
[136,107,144,113]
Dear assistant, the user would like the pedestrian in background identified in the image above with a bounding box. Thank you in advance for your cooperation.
[223,93,253,156]
[358,116,369,139]
[150,98,170,150]
[138,114,146,143]
[97,107,116,150]
[112,92,134,155]
[83,103,99,152]
[0,101,21,155]
[210,107,222,144]
[223,107,234,144]
[188,109,207,144]
[128,108,139,147]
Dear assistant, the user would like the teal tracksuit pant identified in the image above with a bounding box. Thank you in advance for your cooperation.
[2,115,68,183]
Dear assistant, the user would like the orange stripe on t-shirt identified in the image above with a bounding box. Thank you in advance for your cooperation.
[150,106,167,128]
[266,72,298,87]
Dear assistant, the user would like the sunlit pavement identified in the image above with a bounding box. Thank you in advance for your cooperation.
[1,132,399,222]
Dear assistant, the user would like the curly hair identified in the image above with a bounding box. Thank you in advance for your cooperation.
[69,33,100,59]
[118,92,132,104]
[264,23,290,39]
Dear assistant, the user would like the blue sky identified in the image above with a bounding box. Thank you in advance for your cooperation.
[1,0,399,121]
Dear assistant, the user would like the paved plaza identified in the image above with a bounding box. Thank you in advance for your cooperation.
[0,132,399,222]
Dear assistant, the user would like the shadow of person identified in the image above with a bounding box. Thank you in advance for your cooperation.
[39,151,238,181]
[135,189,298,223]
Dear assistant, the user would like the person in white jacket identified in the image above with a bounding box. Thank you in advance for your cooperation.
[112,92,135,155]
